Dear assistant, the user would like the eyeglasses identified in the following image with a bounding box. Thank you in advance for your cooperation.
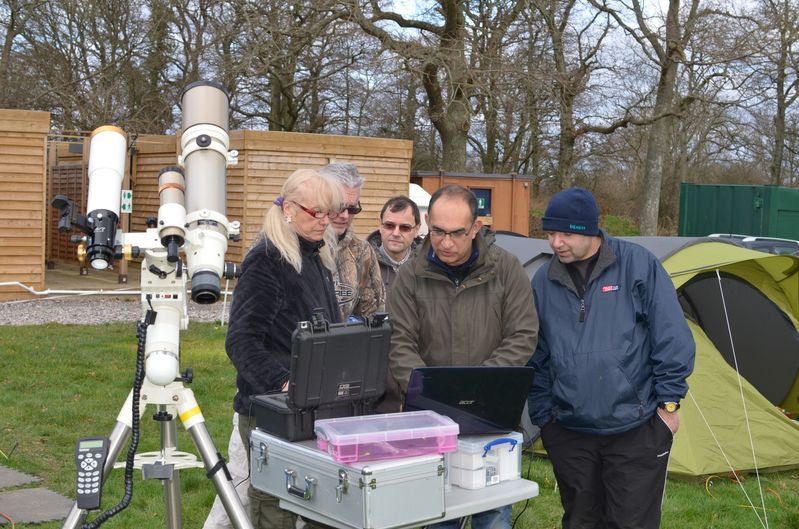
[381,221,416,233]
[334,202,362,216]
[429,224,474,240]
[291,201,334,220]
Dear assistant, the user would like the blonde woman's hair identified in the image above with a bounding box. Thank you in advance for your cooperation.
[262,169,342,274]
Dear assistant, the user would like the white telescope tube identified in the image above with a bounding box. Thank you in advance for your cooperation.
[87,126,126,216]
[86,126,127,270]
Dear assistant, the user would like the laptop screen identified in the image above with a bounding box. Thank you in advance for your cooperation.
[403,366,534,434]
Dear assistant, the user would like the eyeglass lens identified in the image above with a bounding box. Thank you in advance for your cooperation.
[430,227,469,239]
[342,202,362,215]
[382,221,415,233]
[293,201,329,219]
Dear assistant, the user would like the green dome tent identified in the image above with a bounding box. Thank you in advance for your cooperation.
[662,240,799,477]
[495,235,799,477]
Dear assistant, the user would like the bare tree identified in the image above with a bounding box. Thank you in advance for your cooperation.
[590,0,701,235]
[344,0,527,171]
[532,0,613,188]
[0,0,49,108]
[18,0,158,130]
[749,0,799,185]
[219,1,360,132]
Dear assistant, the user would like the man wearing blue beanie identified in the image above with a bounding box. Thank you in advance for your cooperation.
[527,187,696,529]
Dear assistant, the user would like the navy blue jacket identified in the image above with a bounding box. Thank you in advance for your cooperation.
[527,233,695,435]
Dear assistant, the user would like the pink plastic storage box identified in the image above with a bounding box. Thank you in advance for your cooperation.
[314,410,459,463]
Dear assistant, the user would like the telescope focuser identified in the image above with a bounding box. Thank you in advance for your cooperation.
[223,262,240,279]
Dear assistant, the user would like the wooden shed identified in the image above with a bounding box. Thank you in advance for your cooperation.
[45,130,412,274]
[412,171,534,236]
[0,109,51,301]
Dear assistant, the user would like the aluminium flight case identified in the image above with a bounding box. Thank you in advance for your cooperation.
[251,312,391,441]
[250,429,446,529]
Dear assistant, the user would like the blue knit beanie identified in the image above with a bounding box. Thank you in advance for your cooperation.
[542,187,600,236]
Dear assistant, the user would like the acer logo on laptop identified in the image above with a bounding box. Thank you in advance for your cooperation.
[458,400,476,406]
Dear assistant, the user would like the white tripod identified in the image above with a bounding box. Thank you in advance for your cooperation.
[61,248,252,529]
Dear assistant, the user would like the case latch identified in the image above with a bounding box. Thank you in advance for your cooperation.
[310,310,329,333]
[336,469,349,503]
[370,312,389,327]
[256,442,268,472]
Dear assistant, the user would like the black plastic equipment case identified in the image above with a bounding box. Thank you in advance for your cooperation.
[252,312,391,441]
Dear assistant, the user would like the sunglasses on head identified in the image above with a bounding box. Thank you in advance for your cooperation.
[381,221,416,233]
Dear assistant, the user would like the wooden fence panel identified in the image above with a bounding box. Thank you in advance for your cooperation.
[0,109,50,301]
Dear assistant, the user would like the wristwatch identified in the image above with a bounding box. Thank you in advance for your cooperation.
[658,401,680,413]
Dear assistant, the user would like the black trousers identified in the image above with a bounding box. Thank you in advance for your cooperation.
[541,414,673,529]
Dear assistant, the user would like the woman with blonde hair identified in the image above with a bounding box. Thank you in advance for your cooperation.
[224,168,342,529]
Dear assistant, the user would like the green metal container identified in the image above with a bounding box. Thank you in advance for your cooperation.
[679,183,799,238]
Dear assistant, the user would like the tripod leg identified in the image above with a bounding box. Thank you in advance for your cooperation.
[61,420,132,529]
[158,405,183,529]
[177,389,253,529]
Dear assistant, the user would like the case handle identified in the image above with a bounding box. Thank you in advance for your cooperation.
[285,469,317,500]
[482,437,518,457]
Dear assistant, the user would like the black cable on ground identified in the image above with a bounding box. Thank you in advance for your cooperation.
[511,443,537,529]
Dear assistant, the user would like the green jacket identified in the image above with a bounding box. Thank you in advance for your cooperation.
[387,231,539,397]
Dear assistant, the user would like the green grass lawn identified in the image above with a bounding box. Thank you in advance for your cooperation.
[2,322,798,528]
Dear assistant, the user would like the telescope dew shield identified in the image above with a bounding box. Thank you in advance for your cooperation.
[179,81,233,304]
[86,126,127,270]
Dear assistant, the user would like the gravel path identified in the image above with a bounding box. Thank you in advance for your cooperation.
[0,295,232,326]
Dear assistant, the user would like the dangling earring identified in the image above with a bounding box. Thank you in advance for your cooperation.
[285,215,292,224]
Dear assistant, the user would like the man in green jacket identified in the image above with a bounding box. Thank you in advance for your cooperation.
[387,184,539,529]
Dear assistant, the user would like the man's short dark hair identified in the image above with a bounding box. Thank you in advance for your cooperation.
[380,195,420,225]
[428,184,478,222]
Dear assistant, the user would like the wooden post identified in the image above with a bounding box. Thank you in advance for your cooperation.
[117,142,132,284]
[80,136,90,276]
[45,142,57,269]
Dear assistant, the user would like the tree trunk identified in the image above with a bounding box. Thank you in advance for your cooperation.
[557,105,576,189]
[771,66,786,185]
[421,55,470,172]
[640,76,676,235]
[639,0,681,236]
[0,8,17,108]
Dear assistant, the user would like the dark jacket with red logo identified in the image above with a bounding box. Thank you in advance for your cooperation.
[527,232,695,435]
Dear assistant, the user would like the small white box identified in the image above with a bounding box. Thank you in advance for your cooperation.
[450,466,487,490]
[449,432,523,489]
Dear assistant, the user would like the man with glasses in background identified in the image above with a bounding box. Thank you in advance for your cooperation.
[319,163,385,319]
[386,184,539,529]
[367,195,422,298]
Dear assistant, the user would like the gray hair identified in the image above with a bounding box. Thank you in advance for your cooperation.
[319,163,365,189]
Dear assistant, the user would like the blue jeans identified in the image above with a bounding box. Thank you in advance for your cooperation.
[428,505,512,529]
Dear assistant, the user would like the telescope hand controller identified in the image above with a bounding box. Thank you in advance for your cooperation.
[75,437,109,510]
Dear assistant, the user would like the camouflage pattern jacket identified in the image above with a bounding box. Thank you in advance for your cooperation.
[334,228,386,319]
